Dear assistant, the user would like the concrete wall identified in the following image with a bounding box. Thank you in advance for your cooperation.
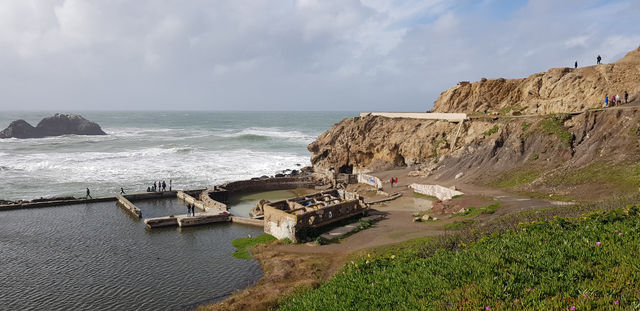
[359,112,467,122]
[117,195,142,218]
[409,184,464,201]
[264,206,298,241]
[357,174,383,189]
[263,190,368,242]
[222,176,319,194]
[199,189,228,211]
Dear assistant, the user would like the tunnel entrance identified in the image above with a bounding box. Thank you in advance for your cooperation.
[338,164,353,174]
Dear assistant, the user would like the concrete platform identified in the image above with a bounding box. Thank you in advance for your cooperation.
[117,195,142,218]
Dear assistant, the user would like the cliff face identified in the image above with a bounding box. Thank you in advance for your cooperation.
[432,47,640,114]
[309,46,640,198]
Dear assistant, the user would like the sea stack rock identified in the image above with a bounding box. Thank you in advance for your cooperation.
[0,114,107,139]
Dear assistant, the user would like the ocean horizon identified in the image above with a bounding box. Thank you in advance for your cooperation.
[0,111,355,201]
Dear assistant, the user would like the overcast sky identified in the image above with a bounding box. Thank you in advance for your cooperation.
[0,0,638,111]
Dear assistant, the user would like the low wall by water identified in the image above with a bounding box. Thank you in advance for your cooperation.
[230,216,264,227]
[117,195,142,218]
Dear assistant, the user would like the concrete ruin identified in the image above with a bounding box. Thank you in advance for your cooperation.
[263,189,368,242]
[409,184,464,201]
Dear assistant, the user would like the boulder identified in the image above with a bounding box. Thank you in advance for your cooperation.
[0,114,106,139]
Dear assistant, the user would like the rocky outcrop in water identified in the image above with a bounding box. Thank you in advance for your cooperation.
[0,114,106,139]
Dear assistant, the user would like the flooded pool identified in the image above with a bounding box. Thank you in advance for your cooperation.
[0,201,264,310]
[227,189,316,217]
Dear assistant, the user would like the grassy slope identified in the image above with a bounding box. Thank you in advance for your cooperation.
[279,206,640,310]
[231,234,277,259]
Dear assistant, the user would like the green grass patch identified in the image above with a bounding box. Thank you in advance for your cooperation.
[483,125,499,136]
[231,234,277,259]
[443,219,476,230]
[452,194,464,199]
[546,162,640,193]
[490,169,541,188]
[413,192,439,201]
[540,115,572,147]
[279,206,640,310]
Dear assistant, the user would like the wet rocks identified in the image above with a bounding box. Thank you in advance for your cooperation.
[0,113,106,139]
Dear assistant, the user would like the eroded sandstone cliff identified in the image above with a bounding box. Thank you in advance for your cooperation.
[309,46,640,199]
[432,46,640,114]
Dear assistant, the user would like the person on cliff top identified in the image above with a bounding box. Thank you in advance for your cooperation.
[162,181,166,191]
[390,177,395,187]
[597,55,602,64]
[625,91,629,104]
[85,188,92,199]
[120,187,126,195]
[616,94,621,106]
[604,95,608,108]
[574,61,578,69]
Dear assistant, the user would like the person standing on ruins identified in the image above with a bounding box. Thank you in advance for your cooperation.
[597,55,602,64]
[86,188,92,199]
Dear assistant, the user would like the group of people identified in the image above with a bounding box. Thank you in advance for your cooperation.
[389,177,399,187]
[604,91,629,108]
[147,180,171,192]
[186,204,196,216]
[574,55,603,69]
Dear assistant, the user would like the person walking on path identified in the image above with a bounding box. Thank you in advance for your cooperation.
[162,181,166,191]
[597,55,602,64]
[625,91,629,104]
[120,187,126,195]
[574,61,578,69]
[604,95,609,108]
[192,205,196,216]
[169,180,172,191]
[616,94,621,106]
[85,188,92,199]
[187,204,191,216]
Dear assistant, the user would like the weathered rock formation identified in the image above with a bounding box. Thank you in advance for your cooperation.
[432,46,640,114]
[0,114,106,139]
[309,46,640,199]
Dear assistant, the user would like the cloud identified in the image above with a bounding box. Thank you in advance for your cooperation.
[0,0,637,111]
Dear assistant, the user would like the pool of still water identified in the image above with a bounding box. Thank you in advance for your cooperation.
[0,199,264,311]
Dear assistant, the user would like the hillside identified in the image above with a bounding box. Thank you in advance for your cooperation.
[309,46,640,200]
[432,46,640,114]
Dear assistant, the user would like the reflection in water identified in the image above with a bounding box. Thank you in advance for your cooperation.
[0,201,264,310]
[227,189,316,218]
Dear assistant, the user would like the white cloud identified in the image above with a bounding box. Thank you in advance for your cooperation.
[0,0,637,111]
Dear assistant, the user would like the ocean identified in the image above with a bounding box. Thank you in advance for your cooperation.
[0,111,353,201]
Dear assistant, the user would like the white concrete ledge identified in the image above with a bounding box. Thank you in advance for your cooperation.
[410,184,464,201]
[360,112,467,122]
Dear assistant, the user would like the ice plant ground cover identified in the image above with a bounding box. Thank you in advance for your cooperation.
[279,206,640,310]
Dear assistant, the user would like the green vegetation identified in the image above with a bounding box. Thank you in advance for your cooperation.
[483,125,499,136]
[547,162,640,193]
[531,153,539,160]
[231,234,276,259]
[521,121,531,132]
[413,192,439,201]
[540,114,572,147]
[452,194,464,199]
[453,202,500,218]
[490,169,540,188]
[431,138,448,161]
[443,219,475,230]
[279,205,640,310]
[499,107,512,115]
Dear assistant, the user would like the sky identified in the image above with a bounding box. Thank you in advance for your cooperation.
[0,0,639,111]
